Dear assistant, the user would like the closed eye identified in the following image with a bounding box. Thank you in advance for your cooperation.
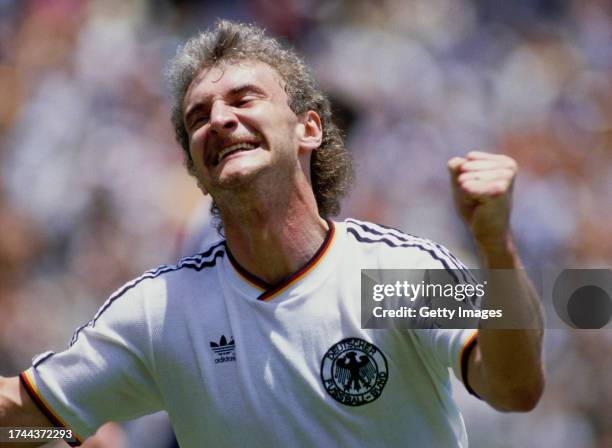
[190,115,209,131]
[234,97,256,108]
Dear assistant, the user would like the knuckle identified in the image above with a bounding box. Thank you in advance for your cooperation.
[504,156,518,170]
[495,181,508,192]
[459,180,472,192]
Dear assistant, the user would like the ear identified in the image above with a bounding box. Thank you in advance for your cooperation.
[296,110,323,153]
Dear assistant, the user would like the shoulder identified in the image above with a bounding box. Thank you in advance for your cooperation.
[69,240,227,346]
[340,218,467,272]
[118,239,227,296]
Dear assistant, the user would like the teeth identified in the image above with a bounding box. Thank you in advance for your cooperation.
[217,143,257,163]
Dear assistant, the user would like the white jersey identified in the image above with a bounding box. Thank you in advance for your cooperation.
[22,219,478,447]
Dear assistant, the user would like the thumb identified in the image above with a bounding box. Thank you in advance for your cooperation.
[447,156,466,184]
[447,156,466,172]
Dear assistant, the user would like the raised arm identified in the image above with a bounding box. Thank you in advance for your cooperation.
[448,151,545,412]
[0,376,54,447]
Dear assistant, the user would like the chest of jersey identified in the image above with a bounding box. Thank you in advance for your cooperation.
[154,266,461,447]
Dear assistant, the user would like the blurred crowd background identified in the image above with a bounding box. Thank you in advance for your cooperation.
[0,0,611,447]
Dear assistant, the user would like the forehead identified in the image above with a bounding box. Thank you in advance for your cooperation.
[184,61,287,106]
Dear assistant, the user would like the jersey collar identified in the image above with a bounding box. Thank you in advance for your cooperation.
[224,220,336,302]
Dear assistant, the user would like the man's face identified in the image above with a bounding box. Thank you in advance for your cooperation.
[183,61,303,196]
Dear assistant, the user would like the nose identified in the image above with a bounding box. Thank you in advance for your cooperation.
[209,100,238,134]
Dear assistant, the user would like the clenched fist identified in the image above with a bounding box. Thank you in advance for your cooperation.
[448,151,518,250]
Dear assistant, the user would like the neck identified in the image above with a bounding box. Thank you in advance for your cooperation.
[218,180,329,285]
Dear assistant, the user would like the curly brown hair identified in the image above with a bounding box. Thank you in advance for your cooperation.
[166,20,353,218]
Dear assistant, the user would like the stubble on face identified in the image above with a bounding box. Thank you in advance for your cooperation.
[184,61,302,204]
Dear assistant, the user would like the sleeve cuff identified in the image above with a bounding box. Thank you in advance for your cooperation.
[459,330,481,399]
[19,370,84,446]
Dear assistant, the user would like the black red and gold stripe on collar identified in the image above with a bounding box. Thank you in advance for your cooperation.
[226,220,335,301]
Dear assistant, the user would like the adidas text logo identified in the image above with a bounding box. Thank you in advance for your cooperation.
[210,335,236,364]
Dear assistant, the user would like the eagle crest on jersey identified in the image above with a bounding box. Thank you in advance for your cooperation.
[320,338,388,406]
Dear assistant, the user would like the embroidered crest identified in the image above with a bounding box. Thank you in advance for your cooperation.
[320,338,388,406]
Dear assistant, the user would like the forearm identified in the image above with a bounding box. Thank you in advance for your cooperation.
[0,376,20,425]
[478,236,544,332]
[0,376,53,448]
[475,237,545,410]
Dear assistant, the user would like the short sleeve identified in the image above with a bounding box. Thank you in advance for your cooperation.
[21,280,164,442]
[408,241,481,397]
[413,328,478,386]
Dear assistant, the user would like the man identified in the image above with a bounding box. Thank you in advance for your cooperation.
[0,20,544,447]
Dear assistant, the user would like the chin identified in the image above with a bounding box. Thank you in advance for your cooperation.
[215,166,262,190]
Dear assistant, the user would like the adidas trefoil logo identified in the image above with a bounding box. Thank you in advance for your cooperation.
[210,335,236,364]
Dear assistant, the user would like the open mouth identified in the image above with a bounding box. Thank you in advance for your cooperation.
[214,142,259,166]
